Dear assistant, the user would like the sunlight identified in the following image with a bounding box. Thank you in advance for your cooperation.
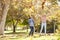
[45,2,51,6]
[57,1,60,6]
[58,2,60,6]
[32,0,41,9]
[0,0,60,40]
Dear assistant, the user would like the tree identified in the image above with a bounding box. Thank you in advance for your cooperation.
[0,0,10,35]
[5,0,25,33]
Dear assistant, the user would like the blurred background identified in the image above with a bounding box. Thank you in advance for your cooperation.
[0,0,60,34]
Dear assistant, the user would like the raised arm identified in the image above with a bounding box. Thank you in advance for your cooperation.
[42,0,46,9]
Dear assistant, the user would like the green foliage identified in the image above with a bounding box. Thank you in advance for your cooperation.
[22,19,28,25]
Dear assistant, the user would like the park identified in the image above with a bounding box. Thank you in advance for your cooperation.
[0,0,60,40]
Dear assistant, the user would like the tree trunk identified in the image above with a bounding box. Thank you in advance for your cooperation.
[13,25,16,33]
[0,5,9,35]
[12,17,18,33]
[0,0,10,35]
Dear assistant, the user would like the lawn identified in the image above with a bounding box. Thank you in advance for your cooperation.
[0,29,60,40]
[0,33,60,40]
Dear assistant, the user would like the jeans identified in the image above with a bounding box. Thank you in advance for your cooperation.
[29,26,34,36]
[40,22,46,34]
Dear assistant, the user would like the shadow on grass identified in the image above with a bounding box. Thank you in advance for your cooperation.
[5,32,27,35]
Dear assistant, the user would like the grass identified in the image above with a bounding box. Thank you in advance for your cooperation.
[0,29,60,40]
[0,35,60,40]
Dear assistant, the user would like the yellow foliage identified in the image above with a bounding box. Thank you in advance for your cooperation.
[23,8,29,12]
[25,0,32,2]
[31,6,35,10]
